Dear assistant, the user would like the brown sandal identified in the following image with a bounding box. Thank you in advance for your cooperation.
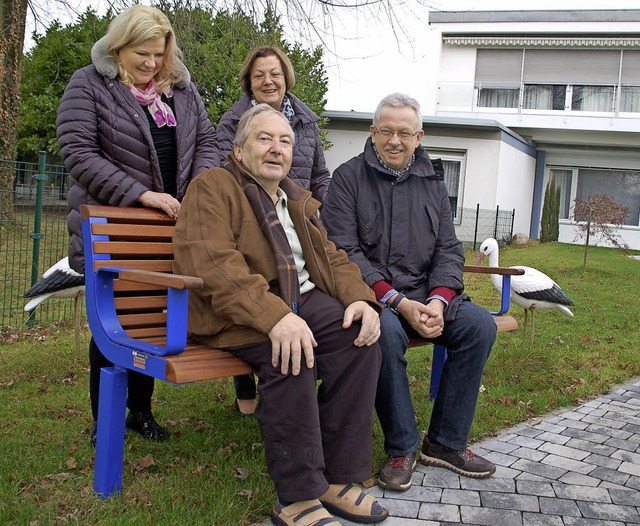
[271,499,341,526]
[320,484,388,524]
[235,398,257,416]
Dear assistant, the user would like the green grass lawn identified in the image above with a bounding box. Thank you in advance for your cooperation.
[0,241,638,525]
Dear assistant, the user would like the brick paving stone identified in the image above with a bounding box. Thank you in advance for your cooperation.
[582,414,629,430]
[498,433,519,442]
[611,449,640,464]
[606,436,640,452]
[514,426,546,438]
[558,471,601,486]
[577,501,640,522]
[563,518,627,526]
[492,465,522,480]
[410,470,425,487]
[589,466,631,485]
[552,484,611,503]
[533,422,567,434]
[477,439,520,454]
[583,453,623,470]
[459,506,523,526]
[441,488,481,506]
[618,461,640,477]
[599,481,632,491]
[379,497,420,518]
[625,475,640,490]
[370,517,439,526]
[417,502,460,522]
[562,427,611,443]
[562,410,589,420]
[480,491,539,512]
[511,447,548,462]
[536,431,572,445]
[509,435,545,449]
[522,512,564,526]
[460,477,516,493]
[394,485,442,503]
[539,442,591,461]
[484,451,519,467]
[540,453,596,475]
[511,459,567,480]
[609,488,640,506]
[516,471,557,482]
[585,424,633,440]
[539,496,582,516]
[623,422,640,434]
[419,469,461,489]
[556,418,591,430]
[566,437,618,456]
[516,480,556,497]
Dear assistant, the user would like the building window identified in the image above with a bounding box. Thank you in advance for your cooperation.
[620,86,640,113]
[549,169,573,219]
[428,150,466,221]
[478,87,519,108]
[571,85,616,112]
[576,168,640,226]
[524,84,566,110]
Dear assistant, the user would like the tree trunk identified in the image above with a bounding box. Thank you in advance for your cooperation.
[0,0,27,220]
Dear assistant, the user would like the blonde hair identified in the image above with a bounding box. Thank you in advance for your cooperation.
[239,46,295,95]
[105,4,183,92]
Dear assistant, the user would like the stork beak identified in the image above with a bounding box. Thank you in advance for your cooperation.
[474,252,486,266]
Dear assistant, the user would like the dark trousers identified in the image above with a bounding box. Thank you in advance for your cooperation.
[89,337,155,420]
[226,288,382,503]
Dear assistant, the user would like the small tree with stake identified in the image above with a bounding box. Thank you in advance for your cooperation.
[573,193,630,270]
[540,177,560,243]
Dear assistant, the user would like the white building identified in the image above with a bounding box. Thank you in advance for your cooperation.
[323,9,640,249]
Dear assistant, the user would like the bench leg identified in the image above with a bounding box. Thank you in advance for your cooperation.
[94,365,128,499]
[429,345,448,400]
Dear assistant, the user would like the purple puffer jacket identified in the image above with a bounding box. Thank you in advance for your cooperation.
[58,37,218,273]
[216,93,330,203]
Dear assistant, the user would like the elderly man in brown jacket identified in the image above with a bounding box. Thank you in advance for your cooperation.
[173,104,388,526]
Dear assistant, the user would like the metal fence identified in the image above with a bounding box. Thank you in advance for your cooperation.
[1,153,74,329]
[0,153,516,329]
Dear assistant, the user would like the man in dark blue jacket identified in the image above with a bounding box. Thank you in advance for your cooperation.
[322,93,497,492]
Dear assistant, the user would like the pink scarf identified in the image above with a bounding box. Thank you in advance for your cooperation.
[128,80,176,127]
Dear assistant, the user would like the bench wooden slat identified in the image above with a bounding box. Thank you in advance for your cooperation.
[119,312,167,329]
[94,260,173,272]
[113,280,166,292]
[124,327,168,339]
[94,241,174,255]
[92,223,174,240]
[114,296,168,312]
[165,346,252,383]
[81,204,175,224]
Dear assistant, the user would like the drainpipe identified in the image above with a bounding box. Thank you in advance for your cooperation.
[529,149,545,240]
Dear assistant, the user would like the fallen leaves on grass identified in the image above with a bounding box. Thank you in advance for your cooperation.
[234,467,249,480]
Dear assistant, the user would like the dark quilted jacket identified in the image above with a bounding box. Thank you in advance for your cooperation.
[216,93,330,203]
[58,38,218,273]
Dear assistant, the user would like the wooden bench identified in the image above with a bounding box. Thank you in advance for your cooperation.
[81,204,522,499]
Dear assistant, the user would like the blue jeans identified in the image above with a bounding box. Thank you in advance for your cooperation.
[377,299,496,455]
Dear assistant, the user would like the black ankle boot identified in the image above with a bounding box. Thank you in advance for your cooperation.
[125,411,170,441]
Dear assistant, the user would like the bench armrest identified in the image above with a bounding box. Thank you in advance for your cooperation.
[463,265,525,316]
[94,267,201,356]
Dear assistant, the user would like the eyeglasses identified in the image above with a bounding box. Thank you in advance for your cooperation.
[374,128,421,140]
[251,71,284,82]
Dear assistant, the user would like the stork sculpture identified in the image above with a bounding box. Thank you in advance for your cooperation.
[475,238,574,343]
[24,257,85,351]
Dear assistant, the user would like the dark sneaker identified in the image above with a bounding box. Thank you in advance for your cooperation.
[420,437,495,478]
[377,452,417,491]
[126,411,170,441]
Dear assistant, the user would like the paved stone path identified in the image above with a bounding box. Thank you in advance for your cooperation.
[252,378,640,525]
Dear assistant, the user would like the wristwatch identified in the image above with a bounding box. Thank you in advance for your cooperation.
[388,293,405,314]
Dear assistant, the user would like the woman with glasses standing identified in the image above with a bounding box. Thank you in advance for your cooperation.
[216,45,331,415]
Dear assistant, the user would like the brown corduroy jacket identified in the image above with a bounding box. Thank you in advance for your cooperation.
[172,165,379,349]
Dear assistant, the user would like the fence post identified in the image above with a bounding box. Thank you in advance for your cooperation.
[494,205,500,240]
[27,151,47,326]
[473,203,480,250]
[510,208,516,241]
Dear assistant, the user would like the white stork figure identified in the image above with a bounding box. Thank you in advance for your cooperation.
[475,238,574,343]
[24,257,85,350]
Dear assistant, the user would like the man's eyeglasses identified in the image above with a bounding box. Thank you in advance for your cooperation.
[251,71,284,82]
[374,128,421,140]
